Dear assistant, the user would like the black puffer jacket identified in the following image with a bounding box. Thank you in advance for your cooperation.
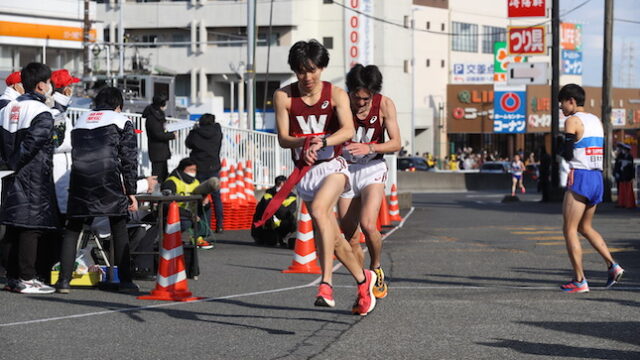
[143,105,174,162]
[67,109,138,217]
[185,122,222,179]
[0,92,60,229]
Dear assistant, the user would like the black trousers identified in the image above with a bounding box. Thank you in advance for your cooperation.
[59,216,132,283]
[196,172,223,230]
[4,226,43,280]
[151,161,169,183]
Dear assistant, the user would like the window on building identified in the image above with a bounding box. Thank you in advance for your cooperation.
[255,81,280,111]
[451,22,478,52]
[141,34,158,48]
[426,21,430,30]
[103,29,110,43]
[441,23,445,31]
[441,59,445,68]
[426,59,430,67]
[323,0,333,3]
[322,37,334,49]
[257,32,280,47]
[482,25,505,54]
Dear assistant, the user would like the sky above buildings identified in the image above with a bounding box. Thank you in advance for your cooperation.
[560,0,639,88]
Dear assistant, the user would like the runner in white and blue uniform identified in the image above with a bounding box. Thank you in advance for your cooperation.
[510,154,525,196]
[558,84,624,293]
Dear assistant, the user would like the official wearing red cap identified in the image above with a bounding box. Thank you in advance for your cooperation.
[51,69,80,89]
[1,71,24,102]
[5,71,21,86]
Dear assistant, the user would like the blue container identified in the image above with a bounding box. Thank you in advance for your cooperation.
[100,266,120,283]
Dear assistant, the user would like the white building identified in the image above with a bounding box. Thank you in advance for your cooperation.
[95,0,414,147]
[0,0,99,84]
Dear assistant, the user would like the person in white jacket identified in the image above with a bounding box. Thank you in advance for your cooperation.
[49,69,80,215]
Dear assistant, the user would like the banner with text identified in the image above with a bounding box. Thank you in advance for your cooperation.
[344,0,374,71]
[494,86,527,133]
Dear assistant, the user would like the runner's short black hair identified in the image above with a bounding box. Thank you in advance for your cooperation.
[559,83,585,106]
[346,64,382,94]
[275,175,287,185]
[288,40,330,73]
[94,87,124,111]
[21,62,51,93]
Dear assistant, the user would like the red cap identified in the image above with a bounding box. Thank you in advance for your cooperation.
[5,71,21,86]
[51,69,80,89]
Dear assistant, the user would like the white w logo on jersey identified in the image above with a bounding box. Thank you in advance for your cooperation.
[354,126,375,143]
[296,114,327,134]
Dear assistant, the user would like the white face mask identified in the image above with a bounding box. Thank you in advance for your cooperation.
[184,171,196,178]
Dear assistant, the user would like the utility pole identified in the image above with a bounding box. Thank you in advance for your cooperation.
[550,0,560,194]
[82,0,91,78]
[246,0,256,130]
[118,0,125,78]
[602,0,614,202]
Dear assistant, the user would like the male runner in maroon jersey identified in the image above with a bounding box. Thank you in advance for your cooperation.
[273,40,376,315]
[339,64,401,308]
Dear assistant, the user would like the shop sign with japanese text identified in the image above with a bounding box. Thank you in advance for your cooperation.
[494,88,527,133]
[508,26,546,55]
[508,0,546,18]
[452,63,494,84]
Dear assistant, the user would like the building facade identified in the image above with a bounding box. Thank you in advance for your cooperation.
[0,0,99,84]
[95,0,413,141]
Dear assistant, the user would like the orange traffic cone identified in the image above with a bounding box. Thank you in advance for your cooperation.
[236,162,247,206]
[244,160,257,203]
[283,203,321,274]
[219,158,229,202]
[138,202,202,302]
[379,195,392,227]
[228,163,238,207]
[388,184,402,222]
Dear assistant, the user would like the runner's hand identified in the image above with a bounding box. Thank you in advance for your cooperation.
[345,142,371,156]
[303,142,321,165]
[567,169,574,187]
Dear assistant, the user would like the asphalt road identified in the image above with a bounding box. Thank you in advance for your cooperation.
[1,191,639,360]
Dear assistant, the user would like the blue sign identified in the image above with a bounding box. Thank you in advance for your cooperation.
[493,90,526,133]
[562,50,582,75]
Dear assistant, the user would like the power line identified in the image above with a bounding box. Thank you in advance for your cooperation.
[331,0,592,37]
[615,18,640,25]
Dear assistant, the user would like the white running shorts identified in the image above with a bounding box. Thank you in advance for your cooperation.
[340,159,387,198]
[296,156,351,202]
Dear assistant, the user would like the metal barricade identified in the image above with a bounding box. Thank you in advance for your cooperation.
[67,107,294,189]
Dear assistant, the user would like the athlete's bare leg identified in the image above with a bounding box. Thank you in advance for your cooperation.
[338,196,364,267]
[578,203,615,267]
[309,174,365,285]
[518,177,526,193]
[511,177,517,196]
[359,184,385,269]
[563,191,588,281]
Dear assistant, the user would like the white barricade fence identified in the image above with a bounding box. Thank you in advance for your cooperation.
[67,108,294,189]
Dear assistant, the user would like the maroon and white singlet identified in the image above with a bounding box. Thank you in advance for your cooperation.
[289,81,342,162]
[288,81,350,201]
[341,93,388,199]
[342,93,385,164]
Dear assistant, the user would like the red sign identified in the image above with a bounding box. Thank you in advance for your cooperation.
[508,26,546,55]
[508,0,546,18]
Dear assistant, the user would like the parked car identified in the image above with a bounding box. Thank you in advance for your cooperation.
[398,157,431,172]
[479,161,511,174]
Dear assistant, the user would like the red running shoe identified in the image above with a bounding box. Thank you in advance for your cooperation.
[560,279,589,293]
[315,282,335,307]
[356,270,377,316]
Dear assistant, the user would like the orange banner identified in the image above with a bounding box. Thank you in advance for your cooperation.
[0,21,96,42]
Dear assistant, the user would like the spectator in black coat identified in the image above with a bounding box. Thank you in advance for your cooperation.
[186,113,224,232]
[143,94,174,182]
[0,63,59,294]
[55,87,140,294]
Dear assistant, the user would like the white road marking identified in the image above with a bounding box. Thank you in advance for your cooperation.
[0,208,417,328]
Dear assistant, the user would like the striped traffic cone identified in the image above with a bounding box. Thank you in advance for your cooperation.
[244,160,257,204]
[388,184,402,222]
[236,162,247,206]
[283,203,321,274]
[219,158,230,202]
[138,202,202,302]
[379,195,392,227]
